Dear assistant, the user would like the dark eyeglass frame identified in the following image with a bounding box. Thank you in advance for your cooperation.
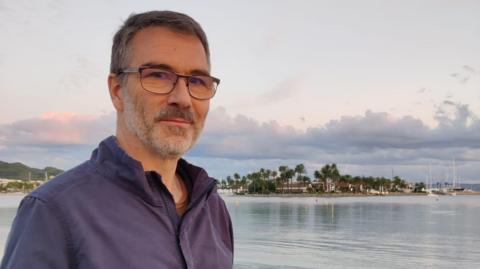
[117,66,220,100]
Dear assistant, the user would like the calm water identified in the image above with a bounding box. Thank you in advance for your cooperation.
[1,194,479,268]
[224,195,480,269]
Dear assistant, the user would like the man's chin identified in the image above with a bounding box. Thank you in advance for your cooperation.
[155,124,191,137]
[149,126,199,156]
[149,135,192,158]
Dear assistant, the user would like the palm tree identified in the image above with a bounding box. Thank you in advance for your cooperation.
[233,173,240,190]
[313,170,324,192]
[295,163,306,186]
[226,175,233,189]
[278,165,288,194]
[271,170,278,191]
[266,169,272,181]
[286,168,295,193]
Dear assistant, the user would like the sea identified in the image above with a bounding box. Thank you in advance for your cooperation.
[1,194,479,268]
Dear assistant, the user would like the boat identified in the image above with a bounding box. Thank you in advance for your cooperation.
[426,164,439,199]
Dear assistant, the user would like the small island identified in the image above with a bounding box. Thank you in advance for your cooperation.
[218,163,478,197]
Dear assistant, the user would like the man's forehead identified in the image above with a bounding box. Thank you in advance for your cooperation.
[128,26,209,72]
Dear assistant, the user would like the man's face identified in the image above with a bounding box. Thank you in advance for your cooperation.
[119,26,210,159]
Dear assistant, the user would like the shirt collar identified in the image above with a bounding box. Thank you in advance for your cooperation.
[90,136,216,206]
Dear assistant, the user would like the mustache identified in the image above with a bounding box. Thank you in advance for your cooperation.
[154,106,194,123]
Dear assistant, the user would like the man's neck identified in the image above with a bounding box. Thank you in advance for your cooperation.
[115,129,184,202]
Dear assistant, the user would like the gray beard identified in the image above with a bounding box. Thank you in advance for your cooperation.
[123,94,199,160]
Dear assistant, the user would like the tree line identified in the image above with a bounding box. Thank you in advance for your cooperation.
[0,181,41,193]
[219,163,424,194]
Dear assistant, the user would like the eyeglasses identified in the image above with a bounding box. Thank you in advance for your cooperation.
[118,66,220,100]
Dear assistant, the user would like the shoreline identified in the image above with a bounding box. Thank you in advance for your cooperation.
[223,191,480,198]
[0,192,27,196]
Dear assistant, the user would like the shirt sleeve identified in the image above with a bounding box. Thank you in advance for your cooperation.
[0,196,74,269]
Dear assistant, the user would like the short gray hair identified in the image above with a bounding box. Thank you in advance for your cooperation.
[110,10,210,76]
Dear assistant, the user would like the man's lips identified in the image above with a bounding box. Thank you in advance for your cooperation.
[157,118,193,126]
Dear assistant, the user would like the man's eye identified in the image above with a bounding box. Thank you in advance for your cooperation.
[151,72,170,79]
[188,76,207,86]
[143,70,171,80]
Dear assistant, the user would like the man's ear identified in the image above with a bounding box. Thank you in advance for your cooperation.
[108,74,124,112]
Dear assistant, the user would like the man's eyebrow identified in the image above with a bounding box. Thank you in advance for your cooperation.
[141,62,175,72]
[189,69,211,77]
[141,62,211,76]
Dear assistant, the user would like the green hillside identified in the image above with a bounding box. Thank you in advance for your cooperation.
[0,161,64,180]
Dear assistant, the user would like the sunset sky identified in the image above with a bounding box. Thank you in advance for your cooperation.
[1,0,479,183]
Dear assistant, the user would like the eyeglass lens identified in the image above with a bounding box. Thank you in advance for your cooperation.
[140,68,216,99]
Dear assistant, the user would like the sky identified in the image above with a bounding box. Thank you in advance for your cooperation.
[0,0,479,183]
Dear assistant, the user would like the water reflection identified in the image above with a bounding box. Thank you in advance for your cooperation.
[225,196,480,269]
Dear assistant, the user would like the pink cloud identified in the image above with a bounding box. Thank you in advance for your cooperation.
[0,112,115,147]
[40,112,97,122]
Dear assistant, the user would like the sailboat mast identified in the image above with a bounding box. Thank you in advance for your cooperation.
[452,158,457,188]
[428,163,432,190]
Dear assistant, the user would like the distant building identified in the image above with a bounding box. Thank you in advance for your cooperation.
[276,182,308,193]
[325,178,335,192]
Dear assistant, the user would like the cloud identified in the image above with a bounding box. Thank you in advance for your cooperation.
[1,104,479,181]
[196,107,302,159]
[0,111,115,169]
[434,100,478,129]
[190,103,480,180]
[194,103,480,160]
[462,65,476,73]
[258,77,306,105]
[0,112,115,148]
[0,1,11,13]
[450,65,478,84]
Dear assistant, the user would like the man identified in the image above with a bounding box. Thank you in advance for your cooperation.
[1,11,233,269]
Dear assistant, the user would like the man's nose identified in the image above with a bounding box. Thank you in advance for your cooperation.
[167,77,192,108]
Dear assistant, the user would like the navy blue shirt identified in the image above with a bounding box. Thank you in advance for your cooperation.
[0,136,234,268]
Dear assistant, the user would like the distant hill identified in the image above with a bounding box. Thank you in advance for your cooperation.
[0,161,64,180]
